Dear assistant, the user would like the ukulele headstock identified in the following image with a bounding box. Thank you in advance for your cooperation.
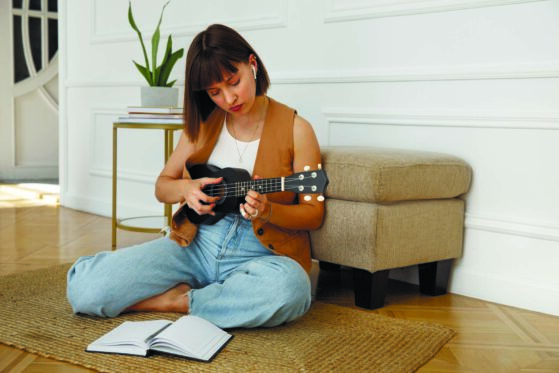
[284,164,328,201]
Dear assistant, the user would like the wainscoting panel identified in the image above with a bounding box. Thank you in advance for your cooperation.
[325,112,559,222]
[324,0,546,22]
[90,0,288,44]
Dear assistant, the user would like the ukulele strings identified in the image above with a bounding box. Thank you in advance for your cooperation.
[202,176,307,197]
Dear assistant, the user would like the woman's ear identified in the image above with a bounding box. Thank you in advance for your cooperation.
[249,54,258,80]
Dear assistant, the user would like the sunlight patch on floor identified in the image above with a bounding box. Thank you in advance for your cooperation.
[0,183,60,208]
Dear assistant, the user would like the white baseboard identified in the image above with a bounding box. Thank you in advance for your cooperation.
[0,165,58,181]
[389,264,558,316]
[465,213,559,242]
[449,267,559,316]
[61,193,111,217]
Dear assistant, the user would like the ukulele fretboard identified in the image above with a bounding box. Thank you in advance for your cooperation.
[234,177,283,197]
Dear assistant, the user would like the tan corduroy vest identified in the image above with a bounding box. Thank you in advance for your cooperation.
[170,98,312,272]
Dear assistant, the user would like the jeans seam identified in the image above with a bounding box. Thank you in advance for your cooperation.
[215,215,242,280]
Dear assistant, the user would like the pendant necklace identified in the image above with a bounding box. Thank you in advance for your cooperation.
[229,101,266,162]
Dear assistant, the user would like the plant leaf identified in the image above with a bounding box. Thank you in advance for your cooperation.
[156,35,173,85]
[158,47,184,87]
[154,65,162,86]
[128,1,151,78]
[166,79,177,87]
[133,61,152,85]
[151,1,170,86]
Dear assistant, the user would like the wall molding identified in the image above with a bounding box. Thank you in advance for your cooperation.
[465,212,559,242]
[90,0,288,44]
[89,166,157,185]
[89,108,162,184]
[64,61,559,88]
[271,62,559,84]
[323,109,559,131]
[66,80,180,88]
[324,0,546,23]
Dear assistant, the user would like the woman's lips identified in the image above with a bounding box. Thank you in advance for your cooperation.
[230,104,242,112]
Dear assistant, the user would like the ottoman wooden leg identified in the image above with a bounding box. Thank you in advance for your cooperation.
[353,268,390,310]
[418,259,453,296]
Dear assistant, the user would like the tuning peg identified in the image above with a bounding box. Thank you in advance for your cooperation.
[304,165,310,171]
[317,195,325,202]
[304,195,312,202]
[318,163,322,170]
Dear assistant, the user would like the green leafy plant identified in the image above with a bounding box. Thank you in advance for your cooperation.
[128,1,184,87]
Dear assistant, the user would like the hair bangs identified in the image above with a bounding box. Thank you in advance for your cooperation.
[190,51,239,92]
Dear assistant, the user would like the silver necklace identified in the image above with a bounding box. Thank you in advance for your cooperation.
[228,102,266,162]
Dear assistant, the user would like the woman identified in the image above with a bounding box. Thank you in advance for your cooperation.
[67,24,325,328]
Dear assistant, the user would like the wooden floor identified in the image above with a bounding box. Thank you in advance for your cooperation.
[1,184,558,372]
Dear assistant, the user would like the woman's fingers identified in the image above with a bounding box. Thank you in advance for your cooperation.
[187,177,222,215]
[241,188,267,219]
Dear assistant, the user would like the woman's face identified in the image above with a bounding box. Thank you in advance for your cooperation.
[205,61,257,116]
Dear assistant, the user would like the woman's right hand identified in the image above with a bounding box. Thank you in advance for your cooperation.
[182,177,223,216]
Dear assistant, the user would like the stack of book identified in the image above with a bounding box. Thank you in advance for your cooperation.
[118,106,184,124]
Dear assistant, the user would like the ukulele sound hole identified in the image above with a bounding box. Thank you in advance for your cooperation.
[204,181,227,205]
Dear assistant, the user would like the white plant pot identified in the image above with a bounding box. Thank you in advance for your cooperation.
[141,86,179,107]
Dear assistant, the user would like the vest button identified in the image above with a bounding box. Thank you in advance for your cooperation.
[257,228,264,235]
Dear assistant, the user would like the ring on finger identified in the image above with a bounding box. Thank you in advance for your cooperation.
[240,205,249,219]
[250,209,259,218]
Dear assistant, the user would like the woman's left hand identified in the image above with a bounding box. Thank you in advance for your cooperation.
[240,175,270,220]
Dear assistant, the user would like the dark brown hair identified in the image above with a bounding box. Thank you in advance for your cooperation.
[183,24,270,142]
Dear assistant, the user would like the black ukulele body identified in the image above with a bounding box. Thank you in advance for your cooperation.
[186,164,251,225]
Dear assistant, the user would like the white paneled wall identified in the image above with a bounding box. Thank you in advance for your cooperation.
[59,0,559,315]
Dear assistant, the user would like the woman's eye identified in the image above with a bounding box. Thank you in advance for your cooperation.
[231,79,240,86]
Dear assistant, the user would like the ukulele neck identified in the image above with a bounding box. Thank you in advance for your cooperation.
[233,177,283,197]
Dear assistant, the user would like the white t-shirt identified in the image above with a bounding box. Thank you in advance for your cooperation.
[207,118,260,176]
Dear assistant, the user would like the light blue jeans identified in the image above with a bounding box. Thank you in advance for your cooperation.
[66,215,311,329]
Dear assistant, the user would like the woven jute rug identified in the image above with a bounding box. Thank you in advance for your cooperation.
[0,264,454,372]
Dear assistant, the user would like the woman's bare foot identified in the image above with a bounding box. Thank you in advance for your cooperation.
[126,283,191,313]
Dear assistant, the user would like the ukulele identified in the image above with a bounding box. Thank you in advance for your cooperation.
[174,164,328,225]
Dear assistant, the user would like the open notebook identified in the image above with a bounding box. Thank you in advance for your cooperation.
[86,315,232,362]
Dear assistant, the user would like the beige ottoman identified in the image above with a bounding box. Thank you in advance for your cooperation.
[310,147,472,309]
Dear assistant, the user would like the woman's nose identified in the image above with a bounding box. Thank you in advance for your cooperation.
[223,89,236,105]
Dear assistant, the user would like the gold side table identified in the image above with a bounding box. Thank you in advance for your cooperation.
[112,121,183,249]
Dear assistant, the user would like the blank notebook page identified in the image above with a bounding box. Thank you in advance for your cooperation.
[154,316,228,356]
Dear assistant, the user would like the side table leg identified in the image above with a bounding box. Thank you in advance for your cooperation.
[112,126,117,250]
[164,129,174,228]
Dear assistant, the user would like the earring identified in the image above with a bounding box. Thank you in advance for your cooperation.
[251,66,257,80]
